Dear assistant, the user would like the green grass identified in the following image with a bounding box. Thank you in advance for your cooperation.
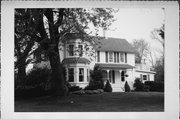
[15,92,164,112]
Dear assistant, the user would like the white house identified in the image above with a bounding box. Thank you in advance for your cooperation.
[32,34,155,92]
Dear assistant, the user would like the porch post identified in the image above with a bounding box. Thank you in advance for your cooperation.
[119,70,122,81]
[106,69,110,82]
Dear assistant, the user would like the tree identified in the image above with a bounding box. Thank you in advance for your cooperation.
[131,39,150,64]
[15,8,116,96]
[151,24,164,82]
[15,9,39,84]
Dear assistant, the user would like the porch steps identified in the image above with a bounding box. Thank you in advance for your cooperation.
[111,84,125,92]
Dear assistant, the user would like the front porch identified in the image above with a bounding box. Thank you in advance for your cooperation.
[95,63,135,92]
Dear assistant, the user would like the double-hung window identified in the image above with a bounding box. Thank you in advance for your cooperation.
[117,52,119,63]
[79,68,84,82]
[120,53,124,62]
[69,45,74,56]
[78,45,83,56]
[109,52,113,62]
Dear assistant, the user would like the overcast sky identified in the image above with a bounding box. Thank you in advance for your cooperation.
[95,8,164,63]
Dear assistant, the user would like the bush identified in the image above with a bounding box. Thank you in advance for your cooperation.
[125,81,130,92]
[15,67,53,98]
[68,85,82,92]
[133,78,144,91]
[104,80,112,92]
[85,66,104,90]
[144,81,164,92]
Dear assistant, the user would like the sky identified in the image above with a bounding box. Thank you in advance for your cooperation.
[94,8,165,64]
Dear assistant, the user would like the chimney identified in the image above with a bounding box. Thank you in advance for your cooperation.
[103,29,108,39]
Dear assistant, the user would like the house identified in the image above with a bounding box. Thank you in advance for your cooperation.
[134,63,156,83]
[32,34,155,92]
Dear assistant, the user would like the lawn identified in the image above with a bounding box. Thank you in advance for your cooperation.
[15,92,164,112]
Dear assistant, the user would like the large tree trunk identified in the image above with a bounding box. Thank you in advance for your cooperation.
[48,44,68,97]
[17,58,26,88]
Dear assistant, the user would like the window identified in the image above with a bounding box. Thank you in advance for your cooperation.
[105,51,108,63]
[97,51,100,62]
[78,45,83,56]
[120,53,124,62]
[109,52,113,62]
[125,53,127,63]
[143,75,147,80]
[68,68,74,82]
[121,71,125,82]
[79,68,84,82]
[69,45,74,56]
[117,52,119,63]
[114,52,117,63]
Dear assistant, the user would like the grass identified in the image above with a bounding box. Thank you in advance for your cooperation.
[15,92,164,112]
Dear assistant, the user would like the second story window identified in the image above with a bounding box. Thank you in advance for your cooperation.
[120,53,124,62]
[69,45,74,56]
[109,52,113,62]
[78,45,83,56]
[114,52,119,63]
[117,52,119,63]
[97,51,100,62]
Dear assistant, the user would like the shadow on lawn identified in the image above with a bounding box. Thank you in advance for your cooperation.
[15,92,164,112]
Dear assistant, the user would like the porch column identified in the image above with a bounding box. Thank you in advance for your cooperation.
[106,69,110,82]
[119,70,122,81]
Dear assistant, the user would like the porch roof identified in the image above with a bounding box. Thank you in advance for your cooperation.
[62,57,90,64]
[95,63,135,70]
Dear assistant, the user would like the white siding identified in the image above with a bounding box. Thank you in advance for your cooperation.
[127,53,135,66]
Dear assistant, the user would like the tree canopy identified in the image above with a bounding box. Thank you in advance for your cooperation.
[15,8,116,96]
[131,39,150,64]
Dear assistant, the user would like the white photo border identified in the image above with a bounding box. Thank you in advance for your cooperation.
[1,1,179,119]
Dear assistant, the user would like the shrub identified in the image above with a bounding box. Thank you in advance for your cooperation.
[15,67,53,98]
[104,80,112,92]
[125,81,130,92]
[144,81,164,92]
[85,66,104,90]
[133,78,144,91]
[68,85,82,92]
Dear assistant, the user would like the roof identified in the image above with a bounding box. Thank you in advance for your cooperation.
[94,37,135,53]
[95,63,135,70]
[62,57,90,64]
[135,69,156,74]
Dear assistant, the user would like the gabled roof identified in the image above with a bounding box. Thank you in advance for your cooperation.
[94,37,135,53]
[62,57,90,64]
[95,63,135,70]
